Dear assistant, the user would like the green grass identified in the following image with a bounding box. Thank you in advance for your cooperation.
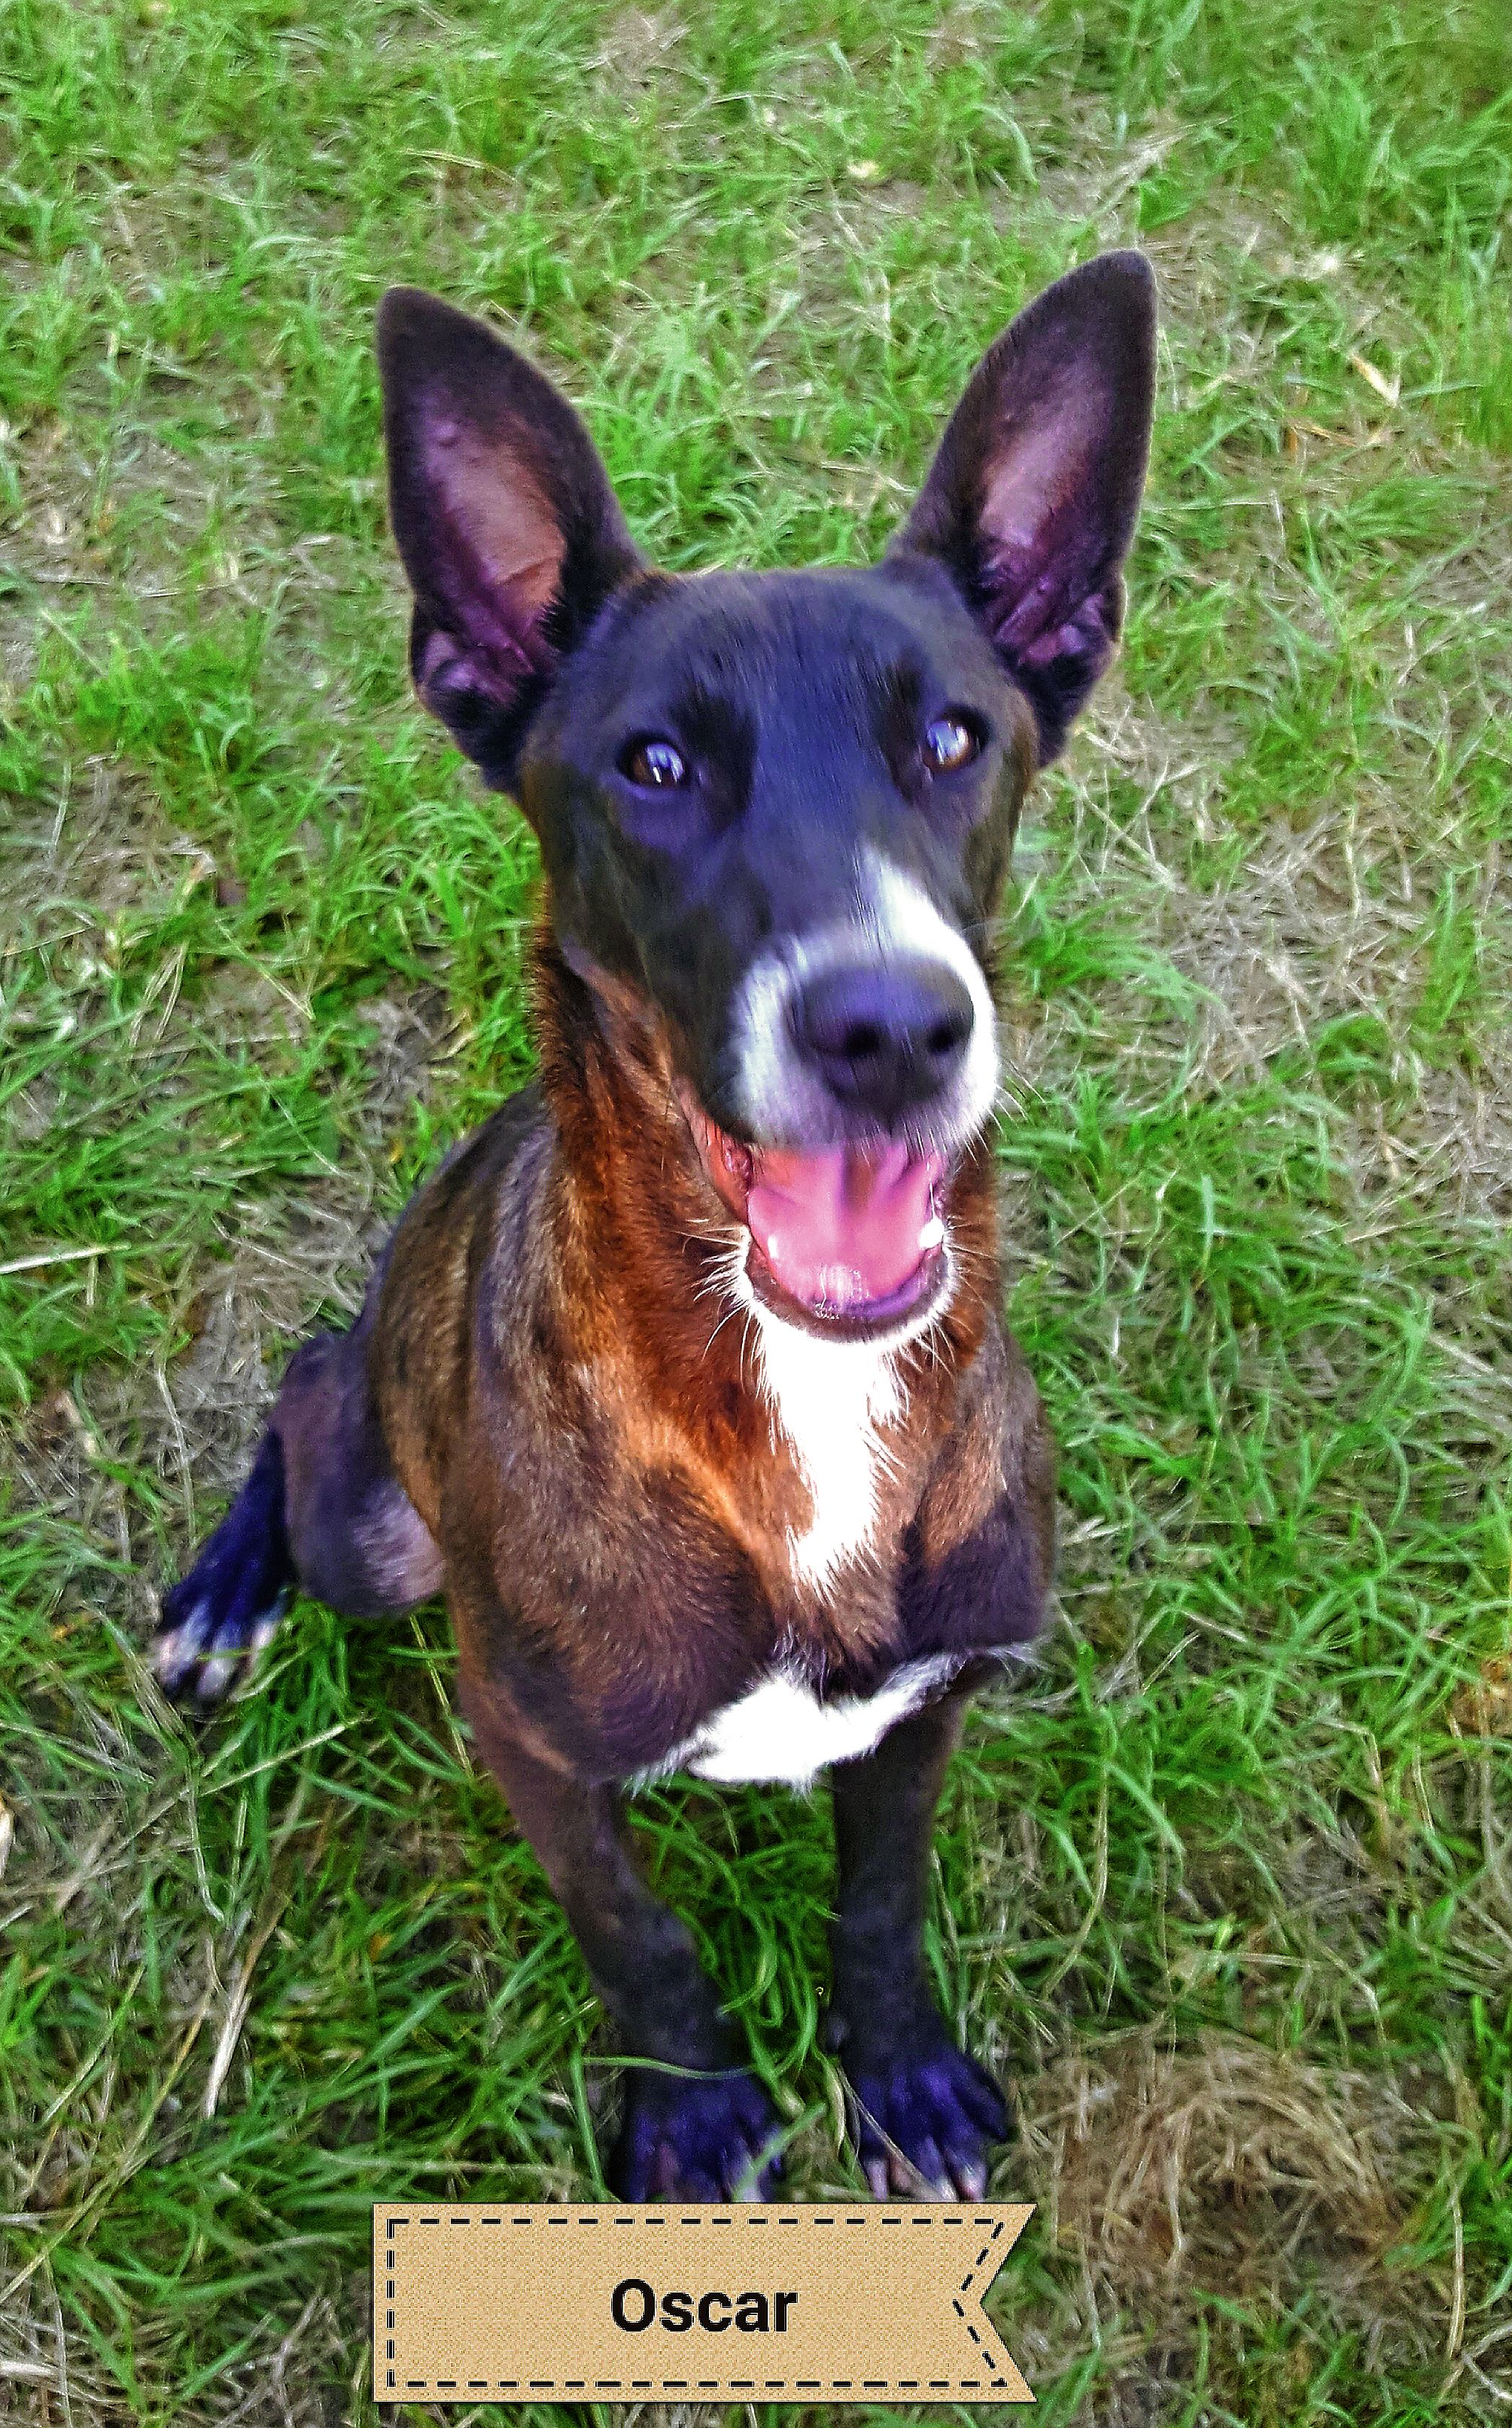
[2,2,1510,2422]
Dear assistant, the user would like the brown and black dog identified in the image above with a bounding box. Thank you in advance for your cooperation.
[151,253,1156,2202]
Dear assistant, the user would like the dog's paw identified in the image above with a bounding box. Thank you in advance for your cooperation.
[610,2068,784,2202]
[152,1575,290,1707]
[151,1438,293,1708]
[844,2040,1012,2201]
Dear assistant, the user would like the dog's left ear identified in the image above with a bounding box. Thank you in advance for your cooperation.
[890,251,1156,765]
[377,288,644,786]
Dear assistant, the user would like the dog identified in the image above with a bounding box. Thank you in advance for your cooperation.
[150,251,1155,2202]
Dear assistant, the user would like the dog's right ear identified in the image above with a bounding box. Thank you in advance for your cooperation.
[890,252,1156,767]
[376,288,643,784]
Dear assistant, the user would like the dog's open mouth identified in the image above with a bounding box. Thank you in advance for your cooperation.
[682,1096,950,1331]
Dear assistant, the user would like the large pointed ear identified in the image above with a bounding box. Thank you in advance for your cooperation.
[889,251,1156,765]
[376,288,644,785]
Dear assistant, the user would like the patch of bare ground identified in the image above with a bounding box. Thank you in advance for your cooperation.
[111,977,455,1506]
[1062,704,1504,1092]
[9,1165,412,1640]
[592,4,688,97]
[0,412,261,697]
[2,778,454,1632]
[925,0,1009,71]
[0,218,382,701]
[5,762,212,935]
[1021,132,1428,373]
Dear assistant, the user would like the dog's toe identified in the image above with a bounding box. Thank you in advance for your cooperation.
[151,1566,290,1710]
[149,1431,295,1711]
[151,1596,218,1698]
[846,2040,1012,2201]
[610,2068,783,2203]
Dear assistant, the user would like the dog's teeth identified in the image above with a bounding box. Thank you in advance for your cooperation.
[918,1216,945,1250]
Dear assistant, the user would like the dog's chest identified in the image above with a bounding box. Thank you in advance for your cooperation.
[642,1309,951,1786]
[665,1651,967,1790]
[749,1307,905,1593]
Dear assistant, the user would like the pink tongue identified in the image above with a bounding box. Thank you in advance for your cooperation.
[746,1143,945,1310]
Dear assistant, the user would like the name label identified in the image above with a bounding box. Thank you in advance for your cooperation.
[375,2201,1035,2403]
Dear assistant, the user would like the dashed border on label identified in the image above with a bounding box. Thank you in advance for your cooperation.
[380,2209,1020,2395]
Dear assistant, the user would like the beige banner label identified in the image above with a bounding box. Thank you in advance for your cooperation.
[375,2202,1034,2404]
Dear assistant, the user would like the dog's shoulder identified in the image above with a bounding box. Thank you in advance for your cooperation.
[896,1311,1056,1660]
[368,1082,553,1516]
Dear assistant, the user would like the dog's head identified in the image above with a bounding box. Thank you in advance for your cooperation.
[377,257,1155,1340]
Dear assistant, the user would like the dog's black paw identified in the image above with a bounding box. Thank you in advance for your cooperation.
[610,2068,784,2201]
[151,1435,293,1708]
[844,2039,1012,2201]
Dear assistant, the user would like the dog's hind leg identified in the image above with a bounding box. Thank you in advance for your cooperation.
[152,1318,442,1707]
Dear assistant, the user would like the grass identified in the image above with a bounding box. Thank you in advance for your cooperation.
[2,0,1510,2421]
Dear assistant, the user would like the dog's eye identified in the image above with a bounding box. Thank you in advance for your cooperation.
[921,713,982,774]
[619,735,690,790]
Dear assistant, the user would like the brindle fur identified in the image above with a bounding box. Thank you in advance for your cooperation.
[152,252,1155,2199]
[371,920,1052,1775]
[239,899,1050,2197]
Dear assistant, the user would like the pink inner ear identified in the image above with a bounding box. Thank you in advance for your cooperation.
[421,403,567,676]
[1015,592,1116,670]
[980,408,1091,554]
[415,622,531,699]
[977,382,1113,657]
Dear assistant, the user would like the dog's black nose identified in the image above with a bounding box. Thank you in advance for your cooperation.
[791,960,974,1124]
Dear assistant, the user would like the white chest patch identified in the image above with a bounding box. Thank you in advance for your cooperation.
[749,1303,905,1592]
[677,1653,967,1788]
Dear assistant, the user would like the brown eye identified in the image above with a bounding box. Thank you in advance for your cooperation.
[620,735,689,789]
[921,713,982,774]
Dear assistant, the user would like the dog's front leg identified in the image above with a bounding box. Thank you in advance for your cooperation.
[827,1693,1012,2199]
[464,1691,783,2200]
